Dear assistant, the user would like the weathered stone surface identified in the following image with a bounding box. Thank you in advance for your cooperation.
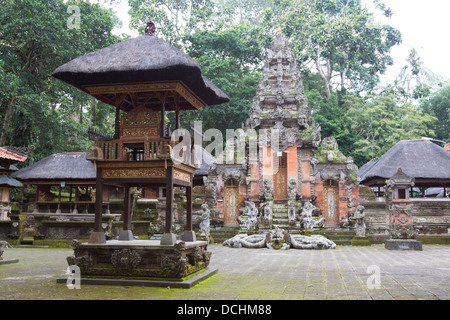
[385,239,423,251]
[222,230,336,250]
[66,239,211,279]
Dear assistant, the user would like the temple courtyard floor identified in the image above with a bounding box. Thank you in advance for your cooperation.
[0,244,449,301]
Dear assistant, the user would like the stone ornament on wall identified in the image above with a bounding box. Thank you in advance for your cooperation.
[111,249,142,272]
[103,168,166,179]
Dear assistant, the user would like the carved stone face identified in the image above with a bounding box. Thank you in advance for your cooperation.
[322,137,338,151]
[267,227,286,249]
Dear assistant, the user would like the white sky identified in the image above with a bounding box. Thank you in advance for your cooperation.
[362,0,450,85]
[108,0,450,85]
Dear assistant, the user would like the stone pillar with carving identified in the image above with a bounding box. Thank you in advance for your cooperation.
[385,168,422,250]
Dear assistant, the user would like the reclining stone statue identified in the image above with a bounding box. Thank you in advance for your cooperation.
[223,229,336,250]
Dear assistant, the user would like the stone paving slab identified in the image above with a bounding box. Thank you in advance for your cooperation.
[0,244,449,300]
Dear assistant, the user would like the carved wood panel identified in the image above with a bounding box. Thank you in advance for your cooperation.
[273,153,288,201]
[224,187,239,226]
[324,182,339,225]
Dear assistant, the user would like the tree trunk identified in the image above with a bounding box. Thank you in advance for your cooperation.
[315,57,332,99]
[0,97,16,146]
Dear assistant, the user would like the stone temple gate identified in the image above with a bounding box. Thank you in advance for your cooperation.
[204,30,360,231]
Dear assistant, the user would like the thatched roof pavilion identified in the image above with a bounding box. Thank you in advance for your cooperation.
[12,153,95,182]
[52,34,229,112]
[0,146,31,206]
[359,139,450,189]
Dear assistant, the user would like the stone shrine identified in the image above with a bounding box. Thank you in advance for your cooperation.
[385,168,423,250]
[205,30,360,234]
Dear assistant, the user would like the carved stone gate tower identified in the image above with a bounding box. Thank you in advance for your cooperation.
[207,30,360,231]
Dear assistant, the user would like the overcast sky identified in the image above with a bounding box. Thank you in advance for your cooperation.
[110,0,450,85]
[364,0,450,85]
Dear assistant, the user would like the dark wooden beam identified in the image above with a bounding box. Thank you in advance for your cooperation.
[165,167,174,234]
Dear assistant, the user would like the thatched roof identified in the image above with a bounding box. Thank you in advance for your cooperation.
[0,147,27,164]
[359,139,450,186]
[12,153,96,181]
[194,148,215,177]
[52,35,230,108]
[0,176,23,188]
[12,150,213,182]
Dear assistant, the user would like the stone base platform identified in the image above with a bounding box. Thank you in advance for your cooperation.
[64,239,213,285]
[385,239,423,251]
[351,236,371,246]
[0,259,19,265]
[57,267,218,289]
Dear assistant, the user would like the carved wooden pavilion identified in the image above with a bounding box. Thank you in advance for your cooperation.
[51,23,228,282]
[0,147,30,220]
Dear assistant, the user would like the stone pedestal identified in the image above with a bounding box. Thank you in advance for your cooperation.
[385,239,423,251]
[180,230,197,242]
[65,239,213,282]
[88,231,106,244]
[160,232,177,246]
[0,258,19,265]
[118,230,134,241]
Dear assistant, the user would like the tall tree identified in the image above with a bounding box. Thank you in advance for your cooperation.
[420,83,450,142]
[343,92,436,165]
[271,0,401,99]
[0,0,121,160]
[128,0,215,46]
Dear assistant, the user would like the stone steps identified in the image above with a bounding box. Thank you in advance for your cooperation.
[209,227,240,243]
[272,204,290,229]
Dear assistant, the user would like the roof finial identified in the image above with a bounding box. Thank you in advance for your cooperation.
[145,20,156,36]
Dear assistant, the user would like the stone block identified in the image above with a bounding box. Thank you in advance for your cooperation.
[351,236,371,246]
[385,239,423,251]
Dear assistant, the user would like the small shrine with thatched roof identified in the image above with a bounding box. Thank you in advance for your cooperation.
[52,21,228,286]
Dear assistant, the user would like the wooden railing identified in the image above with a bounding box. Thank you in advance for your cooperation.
[144,137,172,160]
[100,138,123,160]
[87,137,196,164]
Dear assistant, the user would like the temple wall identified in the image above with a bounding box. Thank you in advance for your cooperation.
[338,180,348,224]
[411,199,450,233]
[262,146,274,181]
[361,197,450,234]
[286,146,298,188]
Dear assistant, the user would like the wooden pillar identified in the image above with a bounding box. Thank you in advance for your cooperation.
[175,95,181,131]
[161,166,176,245]
[181,180,196,242]
[114,104,120,140]
[56,185,62,213]
[160,102,166,138]
[119,185,133,241]
[73,187,79,214]
[89,168,106,244]
[175,107,180,130]
[186,185,193,231]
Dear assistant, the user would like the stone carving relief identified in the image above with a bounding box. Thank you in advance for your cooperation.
[223,230,335,250]
[111,248,142,272]
[350,205,366,238]
[199,203,211,238]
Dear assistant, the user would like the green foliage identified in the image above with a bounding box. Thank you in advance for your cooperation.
[420,83,450,142]
[128,0,215,46]
[0,0,443,175]
[181,25,265,132]
[342,92,436,166]
[272,0,402,95]
[0,0,121,162]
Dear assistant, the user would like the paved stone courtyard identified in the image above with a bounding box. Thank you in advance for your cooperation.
[0,244,449,300]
